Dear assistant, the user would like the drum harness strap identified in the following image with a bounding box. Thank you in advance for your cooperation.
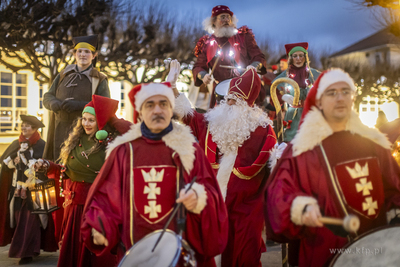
[319,144,357,241]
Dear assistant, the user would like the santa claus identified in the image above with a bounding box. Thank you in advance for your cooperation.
[169,60,281,267]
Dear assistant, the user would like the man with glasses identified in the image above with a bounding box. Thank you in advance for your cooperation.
[264,68,400,267]
[193,5,266,108]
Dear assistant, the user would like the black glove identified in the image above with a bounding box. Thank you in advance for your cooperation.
[50,100,62,113]
[61,99,87,113]
[390,214,400,225]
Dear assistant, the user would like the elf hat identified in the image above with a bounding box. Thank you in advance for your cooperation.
[72,35,98,52]
[299,68,356,126]
[211,5,233,17]
[128,82,175,123]
[285,42,309,56]
[82,95,119,140]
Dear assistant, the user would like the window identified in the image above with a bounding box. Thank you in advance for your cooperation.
[0,72,28,132]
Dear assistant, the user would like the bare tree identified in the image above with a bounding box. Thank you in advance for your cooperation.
[0,0,203,86]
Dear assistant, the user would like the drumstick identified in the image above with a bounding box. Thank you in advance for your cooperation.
[151,176,198,252]
[319,215,360,233]
[98,216,106,238]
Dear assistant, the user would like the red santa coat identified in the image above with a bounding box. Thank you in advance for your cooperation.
[174,94,277,266]
[81,122,228,267]
[193,26,266,108]
[265,108,400,267]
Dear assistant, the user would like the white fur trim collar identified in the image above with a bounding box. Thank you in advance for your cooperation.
[106,122,196,173]
[292,107,391,157]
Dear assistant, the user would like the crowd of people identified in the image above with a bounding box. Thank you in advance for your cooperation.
[1,4,400,267]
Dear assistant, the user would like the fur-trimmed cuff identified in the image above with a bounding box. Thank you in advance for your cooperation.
[186,182,207,214]
[3,156,15,169]
[174,93,194,119]
[387,208,400,223]
[268,143,287,171]
[290,196,318,225]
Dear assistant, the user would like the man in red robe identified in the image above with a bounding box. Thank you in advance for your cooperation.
[80,82,228,267]
[193,5,266,108]
[171,61,278,266]
[265,68,400,267]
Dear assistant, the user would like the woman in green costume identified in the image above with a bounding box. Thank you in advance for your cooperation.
[273,42,320,142]
[36,95,131,267]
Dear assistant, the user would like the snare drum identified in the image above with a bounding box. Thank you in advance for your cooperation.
[215,79,232,99]
[118,229,196,267]
[329,225,400,267]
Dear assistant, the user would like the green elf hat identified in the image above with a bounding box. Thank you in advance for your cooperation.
[285,42,309,56]
[82,95,119,140]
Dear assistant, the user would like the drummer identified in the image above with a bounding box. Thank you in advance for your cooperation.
[264,68,400,267]
[80,82,228,267]
[171,60,279,266]
[272,42,320,142]
[192,5,266,108]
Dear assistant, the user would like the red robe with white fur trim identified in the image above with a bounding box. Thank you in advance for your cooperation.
[80,122,228,267]
[264,108,400,267]
[175,94,277,267]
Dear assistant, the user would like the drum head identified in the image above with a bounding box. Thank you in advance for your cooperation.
[215,79,231,97]
[330,225,400,267]
[118,230,181,267]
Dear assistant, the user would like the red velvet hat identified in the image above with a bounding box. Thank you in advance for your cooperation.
[285,42,309,56]
[82,95,119,140]
[211,5,233,17]
[227,68,261,107]
[128,82,174,123]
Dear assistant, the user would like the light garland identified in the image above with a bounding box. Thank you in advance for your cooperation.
[392,140,400,166]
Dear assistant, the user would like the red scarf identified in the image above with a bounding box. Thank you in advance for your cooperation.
[288,65,309,88]
[18,131,41,147]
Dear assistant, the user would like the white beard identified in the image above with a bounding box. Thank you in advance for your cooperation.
[213,26,237,38]
[205,99,272,155]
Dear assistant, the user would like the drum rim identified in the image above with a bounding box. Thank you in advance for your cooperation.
[328,224,400,267]
[215,78,232,97]
[118,229,182,267]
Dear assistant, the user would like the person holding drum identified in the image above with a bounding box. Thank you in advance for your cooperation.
[193,5,266,108]
[172,60,280,266]
[264,68,400,267]
[35,95,131,267]
[272,42,320,142]
[80,82,228,267]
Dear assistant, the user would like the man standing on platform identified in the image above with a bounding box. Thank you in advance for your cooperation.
[171,60,279,266]
[193,5,266,108]
[265,68,400,267]
[81,82,228,267]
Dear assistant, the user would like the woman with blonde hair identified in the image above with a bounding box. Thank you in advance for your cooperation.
[36,95,131,267]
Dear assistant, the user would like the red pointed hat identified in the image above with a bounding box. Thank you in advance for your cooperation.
[285,42,309,56]
[211,5,233,17]
[82,95,119,139]
[128,82,174,123]
[299,68,356,127]
[227,68,261,107]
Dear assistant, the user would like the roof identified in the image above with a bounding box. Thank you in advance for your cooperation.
[330,28,400,58]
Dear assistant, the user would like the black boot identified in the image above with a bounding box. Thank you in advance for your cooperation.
[18,257,32,265]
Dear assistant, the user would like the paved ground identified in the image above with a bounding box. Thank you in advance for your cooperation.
[0,243,282,266]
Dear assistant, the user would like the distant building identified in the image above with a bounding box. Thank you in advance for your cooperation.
[328,28,400,69]
[328,28,400,127]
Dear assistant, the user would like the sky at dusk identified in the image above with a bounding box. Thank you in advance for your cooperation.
[170,0,383,57]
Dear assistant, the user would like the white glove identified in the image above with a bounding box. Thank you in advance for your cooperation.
[246,65,257,70]
[275,142,287,160]
[202,74,212,85]
[166,59,180,88]
[282,94,294,105]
